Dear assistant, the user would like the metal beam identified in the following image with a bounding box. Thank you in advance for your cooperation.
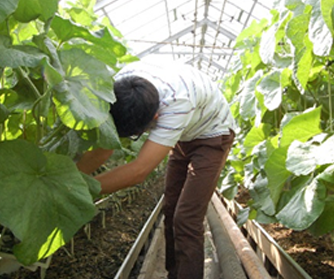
[205,19,236,40]
[136,19,207,58]
[153,51,230,56]
[196,0,211,70]
[207,0,227,75]
[136,18,235,58]
[163,0,175,59]
[223,0,258,77]
[192,0,199,62]
[185,53,227,72]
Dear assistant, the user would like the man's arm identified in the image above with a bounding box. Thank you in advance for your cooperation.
[95,139,171,194]
[76,148,114,175]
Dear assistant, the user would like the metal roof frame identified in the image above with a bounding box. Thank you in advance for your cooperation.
[94,0,275,80]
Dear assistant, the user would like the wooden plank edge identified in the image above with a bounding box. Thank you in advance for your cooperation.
[137,218,164,279]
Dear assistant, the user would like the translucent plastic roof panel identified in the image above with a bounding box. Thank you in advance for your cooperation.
[95,0,275,80]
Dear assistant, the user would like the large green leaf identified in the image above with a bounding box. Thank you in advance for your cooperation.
[276,10,293,43]
[53,48,114,130]
[276,177,326,230]
[286,140,317,175]
[236,207,251,227]
[234,19,268,49]
[0,139,98,265]
[309,196,334,236]
[78,0,96,10]
[40,58,63,88]
[257,70,282,111]
[51,16,126,57]
[41,128,81,157]
[81,172,101,200]
[118,54,140,64]
[277,175,312,211]
[265,146,292,205]
[315,134,334,165]
[285,0,306,12]
[10,21,39,45]
[0,35,47,68]
[243,123,271,155]
[259,10,284,65]
[0,0,19,24]
[94,115,121,149]
[286,9,313,93]
[317,164,334,190]
[9,80,38,110]
[67,7,98,26]
[254,89,267,125]
[280,106,322,147]
[0,103,9,123]
[63,43,118,68]
[306,0,333,56]
[220,171,239,200]
[259,23,277,65]
[251,140,269,170]
[249,173,275,216]
[14,0,59,22]
[321,0,334,36]
[280,68,293,89]
[239,70,263,120]
[79,114,121,150]
[293,36,313,94]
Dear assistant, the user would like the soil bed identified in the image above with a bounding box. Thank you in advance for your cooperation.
[1,177,334,279]
[262,223,334,279]
[235,189,334,279]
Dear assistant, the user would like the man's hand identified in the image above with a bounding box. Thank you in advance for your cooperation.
[95,140,171,194]
[76,148,114,175]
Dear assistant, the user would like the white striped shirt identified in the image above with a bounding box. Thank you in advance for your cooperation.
[115,61,235,147]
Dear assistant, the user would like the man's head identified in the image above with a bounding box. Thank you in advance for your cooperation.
[110,76,160,138]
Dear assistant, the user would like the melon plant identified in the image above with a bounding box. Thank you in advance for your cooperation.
[0,0,137,265]
[220,0,334,236]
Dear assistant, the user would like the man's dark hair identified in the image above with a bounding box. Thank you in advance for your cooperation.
[110,76,160,138]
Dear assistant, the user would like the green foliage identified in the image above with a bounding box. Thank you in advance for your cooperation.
[0,0,135,265]
[220,0,334,234]
[0,140,100,265]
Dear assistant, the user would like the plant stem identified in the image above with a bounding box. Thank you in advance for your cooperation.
[306,84,320,106]
[328,72,333,133]
[18,67,42,99]
[0,70,3,141]
[44,16,55,34]
[18,67,45,142]
[5,19,12,44]
[0,226,7,249]
[0,68,4,88]
[23,110,27,140]
[32,98,42,142]
[39,123,66,146]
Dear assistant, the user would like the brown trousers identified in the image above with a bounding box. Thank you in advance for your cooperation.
[163,131,235,279]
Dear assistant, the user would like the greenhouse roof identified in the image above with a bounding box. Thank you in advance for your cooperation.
[94,0,276,80]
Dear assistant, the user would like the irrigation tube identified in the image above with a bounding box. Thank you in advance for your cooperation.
[211,193,272,279]
[207,202,247,279]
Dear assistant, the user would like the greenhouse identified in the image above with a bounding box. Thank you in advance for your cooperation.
[0,0,334,278]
